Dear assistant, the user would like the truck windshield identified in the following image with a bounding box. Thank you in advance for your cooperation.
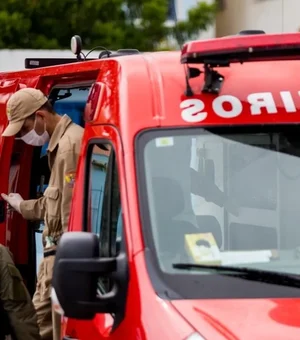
[136,125,300,299]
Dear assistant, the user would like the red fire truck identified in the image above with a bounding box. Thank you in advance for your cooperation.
[2,31,300,339]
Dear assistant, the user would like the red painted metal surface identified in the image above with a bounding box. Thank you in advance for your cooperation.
[2,33,300,339]
[0,80,19,245]
[62,49,300,339]
[0,76,40,268]
[7,141,33,265]
[171,298,300,339]
[181,32,300,61]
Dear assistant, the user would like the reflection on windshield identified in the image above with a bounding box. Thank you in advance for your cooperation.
[141,128,300,276]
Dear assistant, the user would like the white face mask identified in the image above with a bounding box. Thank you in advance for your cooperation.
[20,118,50,146]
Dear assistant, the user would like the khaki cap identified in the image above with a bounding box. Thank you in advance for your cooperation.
[2,88,48,137]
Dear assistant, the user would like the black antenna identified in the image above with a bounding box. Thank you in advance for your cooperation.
[184,65,194,96]
[71,36,112,60]
[85,46,112,59]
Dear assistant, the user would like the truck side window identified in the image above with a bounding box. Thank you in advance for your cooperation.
[86,142,122,258]
[88,144,110,236]
[86,142,123,294]
[98,144,122,259]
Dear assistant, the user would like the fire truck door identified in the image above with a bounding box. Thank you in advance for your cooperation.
[0,79,22,245]
[0,78,42,296]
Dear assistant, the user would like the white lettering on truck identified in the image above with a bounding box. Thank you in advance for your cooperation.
[180,91,299,123]
[213,95,242,118]
[247,92,277,115]
[180,99,208,122]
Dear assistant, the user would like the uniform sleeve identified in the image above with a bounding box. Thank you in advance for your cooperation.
[56,150,79,232]
[19,196,46,221]
[0,250,41,339]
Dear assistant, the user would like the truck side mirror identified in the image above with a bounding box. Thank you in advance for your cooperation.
[52,232,128,320]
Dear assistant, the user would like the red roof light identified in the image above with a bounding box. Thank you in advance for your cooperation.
[181,33,300,65]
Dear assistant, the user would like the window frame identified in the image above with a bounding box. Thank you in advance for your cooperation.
[83,139,110,233]
[83,139,123,293]
[48,81,94,107]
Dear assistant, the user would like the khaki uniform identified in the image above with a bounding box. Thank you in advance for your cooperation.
[0,245,41,340]
[19,115,84,340]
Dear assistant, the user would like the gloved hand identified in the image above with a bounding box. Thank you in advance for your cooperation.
[1,193,24,214]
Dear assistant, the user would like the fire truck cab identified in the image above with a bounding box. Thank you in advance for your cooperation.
[2,32,300,339]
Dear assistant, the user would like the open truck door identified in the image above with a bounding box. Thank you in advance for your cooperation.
[0,79,22,245]
[0,77,45,295]
[0,61,99,298]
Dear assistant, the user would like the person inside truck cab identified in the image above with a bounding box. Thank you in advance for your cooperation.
[0,244,41,340]
[0,88,84,340]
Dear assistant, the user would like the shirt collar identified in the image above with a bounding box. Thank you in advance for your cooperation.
[47,115,73,153]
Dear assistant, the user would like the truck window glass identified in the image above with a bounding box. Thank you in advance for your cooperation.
[89,144,110,236]
[52,87,90,126]
[40,86,91,158]
[136,126,300,299]
[86,143,122,295]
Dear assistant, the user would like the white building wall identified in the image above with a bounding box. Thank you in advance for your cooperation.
[216,0,300,37]
[0,49,76,72]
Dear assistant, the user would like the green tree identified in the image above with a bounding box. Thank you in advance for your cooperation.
[174,1,217,46]
[0,0,216,51]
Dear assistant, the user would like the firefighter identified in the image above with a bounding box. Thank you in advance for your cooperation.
[1,88,84,340]
[0,244,41,340]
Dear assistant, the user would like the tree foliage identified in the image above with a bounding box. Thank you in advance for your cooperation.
[174,1,218,45]
[0,0,217,51]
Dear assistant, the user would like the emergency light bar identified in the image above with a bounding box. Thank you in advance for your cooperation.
[181,32,300,65]
[24,58,94,69]
[24,35,140,69]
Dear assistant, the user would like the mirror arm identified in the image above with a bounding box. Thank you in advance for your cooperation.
[58,257,116,274]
